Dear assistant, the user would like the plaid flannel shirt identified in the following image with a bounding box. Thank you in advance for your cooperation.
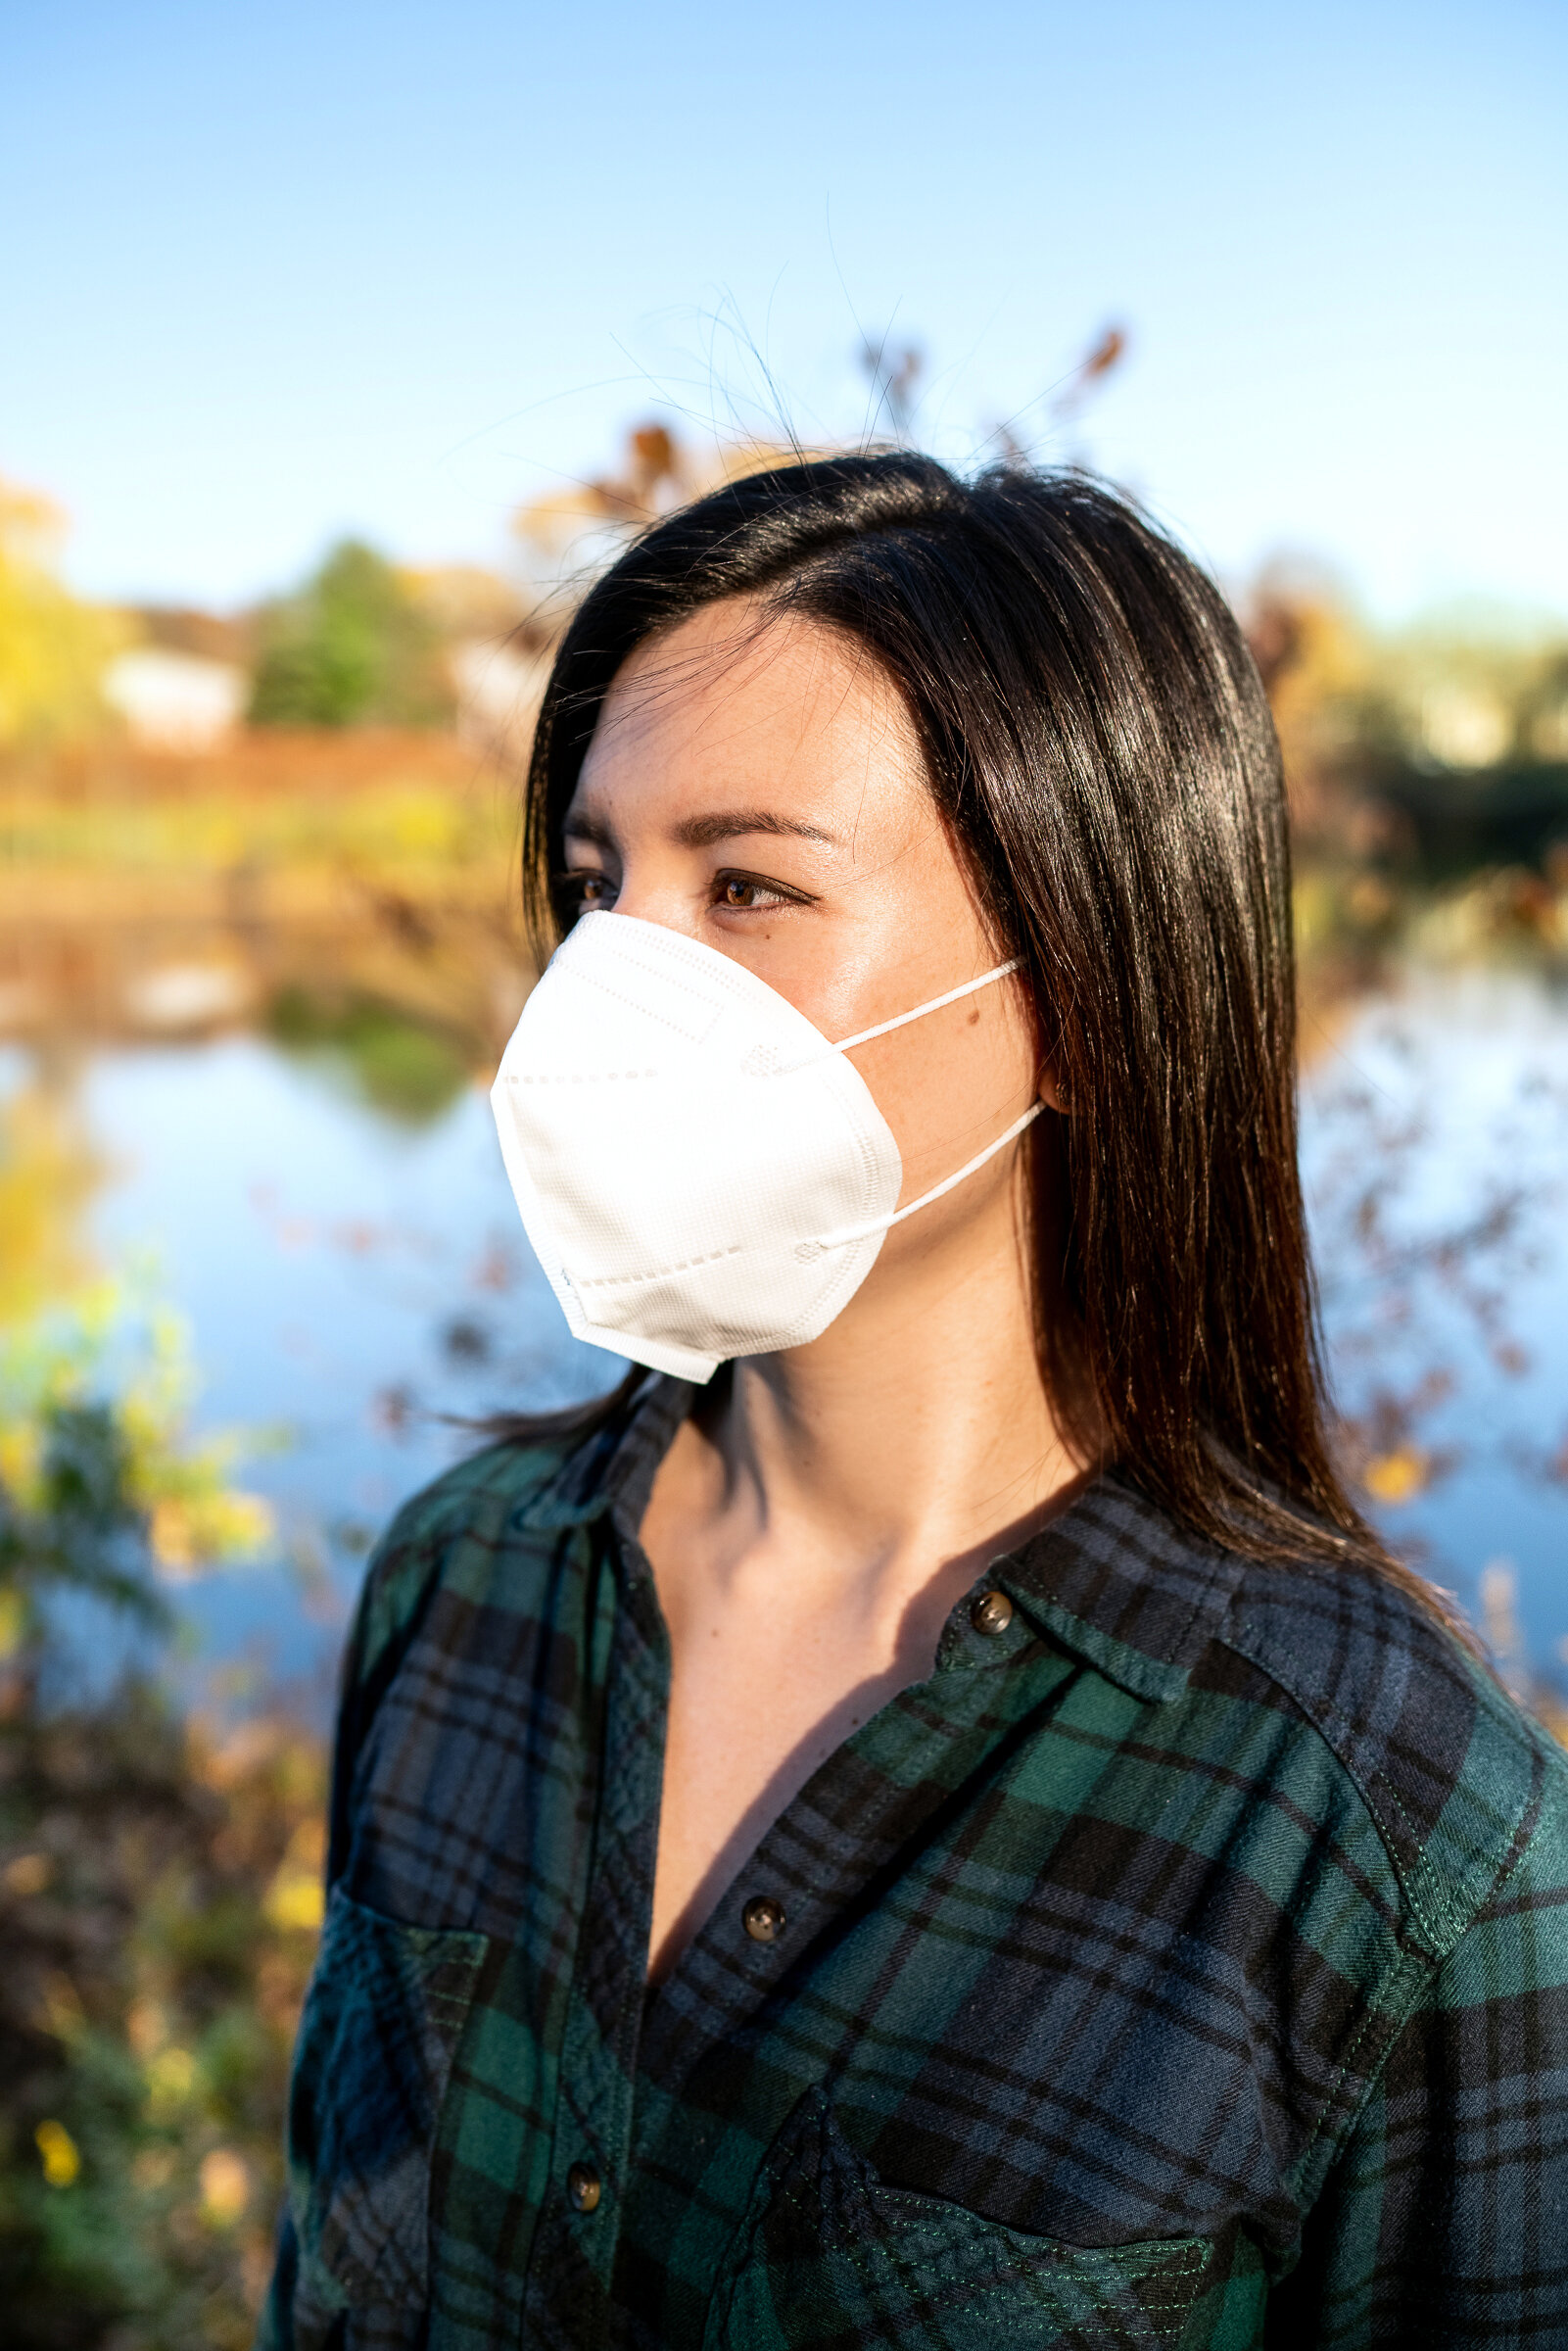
[261,1375,1568,2350]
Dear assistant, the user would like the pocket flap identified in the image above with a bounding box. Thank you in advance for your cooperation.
[708,2087,1212,2350]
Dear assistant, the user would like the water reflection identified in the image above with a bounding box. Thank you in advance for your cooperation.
[3,960,1566,1718]
[1,1033,616,1710]
[1302,964,1568,1694]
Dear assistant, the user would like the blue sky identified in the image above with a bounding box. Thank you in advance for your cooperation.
[3,0,1564,617]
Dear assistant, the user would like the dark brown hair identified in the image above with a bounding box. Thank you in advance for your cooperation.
[515,452,1424,1597]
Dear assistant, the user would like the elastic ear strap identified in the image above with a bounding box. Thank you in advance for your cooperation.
[832,959,1022,1054]
[819,1102,1042,1251]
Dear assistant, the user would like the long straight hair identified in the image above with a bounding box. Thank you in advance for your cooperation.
[516,453,1421,1595]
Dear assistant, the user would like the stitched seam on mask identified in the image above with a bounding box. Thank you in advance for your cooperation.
[571,1244,746,1290]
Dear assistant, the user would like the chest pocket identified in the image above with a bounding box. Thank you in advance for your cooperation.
[282,1887,488,2349]
[705,2089,1212,2351]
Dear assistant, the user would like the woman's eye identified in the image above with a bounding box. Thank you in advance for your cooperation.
[714,873,795,912]
[561,872,615,913]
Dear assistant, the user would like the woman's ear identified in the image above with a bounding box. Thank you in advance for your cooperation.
[1037,1065,1069,1114]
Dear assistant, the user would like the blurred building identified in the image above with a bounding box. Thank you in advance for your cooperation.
[103,606,252,750]
[449,636,550,757]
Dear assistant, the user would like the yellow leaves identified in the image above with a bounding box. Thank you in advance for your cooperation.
[149,1487,274,1577]
[0,1270,125,1494]
[144,2043,198,2121]
[0,1422,41,1506]
[1362,1448,1431,1505]
[0,1081,101,1328]
[126,1996,168,2059]
[263,1871,324,1933]
[4,1850,52,1895]
[148,1498,200,1572]
[35,2118,80,2188]
[263,1818,326,1933]
[198,2147,252,2229]
[387,791,462,856]
[0,1255,276,1580]
[0,473,125,748]
[0,1588,25,1660]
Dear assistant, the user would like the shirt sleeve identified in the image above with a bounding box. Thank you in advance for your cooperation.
[1271,1762,1568,2345]
[321,1479,476,1886]
[256,1443,546,2351]
[253,1544,423,2351]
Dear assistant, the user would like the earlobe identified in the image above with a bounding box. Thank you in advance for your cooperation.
[1037,1069,1069,1115]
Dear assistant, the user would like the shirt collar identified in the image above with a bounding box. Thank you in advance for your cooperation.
[994,1474,1248,1703]
[513,1371,692,1533]
[519,1377,1244,1703]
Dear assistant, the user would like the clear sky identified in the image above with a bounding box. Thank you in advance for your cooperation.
[3,0,1564,618]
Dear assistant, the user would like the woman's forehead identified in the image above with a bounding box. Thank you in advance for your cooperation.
[568,604,923,833]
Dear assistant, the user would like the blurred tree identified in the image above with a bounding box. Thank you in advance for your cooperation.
[0,479,123,749]
[511,419,811,648]
[859,335,924,438]
[1251,579,1568,885]
[249,539,451,729]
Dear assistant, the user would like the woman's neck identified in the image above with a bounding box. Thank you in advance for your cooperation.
[650,1208,1089,1635]
[637,1208,1093,1980]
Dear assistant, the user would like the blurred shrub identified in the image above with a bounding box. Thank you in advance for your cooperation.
[249,540,451,730]
[0,480,124,749]
[0,1098,313,2347]
[0,1654,323,2350]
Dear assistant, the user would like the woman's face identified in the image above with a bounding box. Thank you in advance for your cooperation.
[560,600,1047,1251]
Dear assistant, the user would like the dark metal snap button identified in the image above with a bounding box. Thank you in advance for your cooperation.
[970,1589,1014,1636]
[742,1895,786,1943]
[566,2161,601,2213]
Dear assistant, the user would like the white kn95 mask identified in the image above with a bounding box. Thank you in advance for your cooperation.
[490,910,1040,1382]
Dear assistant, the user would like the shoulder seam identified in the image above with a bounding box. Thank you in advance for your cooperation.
[1451,1746,1553,1931]
[354,1435,583,1661]
[1218,1621,1479,1959]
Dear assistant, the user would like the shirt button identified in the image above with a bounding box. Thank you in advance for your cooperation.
[971,1589,1014,1636]
[566,2162,601,2213]
[742,1895,786,1943]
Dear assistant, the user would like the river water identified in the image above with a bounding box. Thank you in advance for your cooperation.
[13,958,1568,1714]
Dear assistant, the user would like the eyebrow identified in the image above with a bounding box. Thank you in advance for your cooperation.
[561,806,834,851]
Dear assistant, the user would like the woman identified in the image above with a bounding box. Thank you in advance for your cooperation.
[262,457,1568,2349]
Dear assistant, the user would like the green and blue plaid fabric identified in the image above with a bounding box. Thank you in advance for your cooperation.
[261,1376,1568,2349]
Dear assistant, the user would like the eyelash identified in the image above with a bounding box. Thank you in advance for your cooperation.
[556,870,615,913]
[554,869,812,916]
[712,871,809,912]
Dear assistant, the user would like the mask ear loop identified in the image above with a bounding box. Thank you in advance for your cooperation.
[752,958,1024,1080]
[831,958,1022,1052]
[806,955,1035,1251]
[811,1100,1042,1255]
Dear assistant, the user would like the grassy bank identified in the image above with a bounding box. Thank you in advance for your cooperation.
[4,725,1568,1069]
[0,732,536,1089]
